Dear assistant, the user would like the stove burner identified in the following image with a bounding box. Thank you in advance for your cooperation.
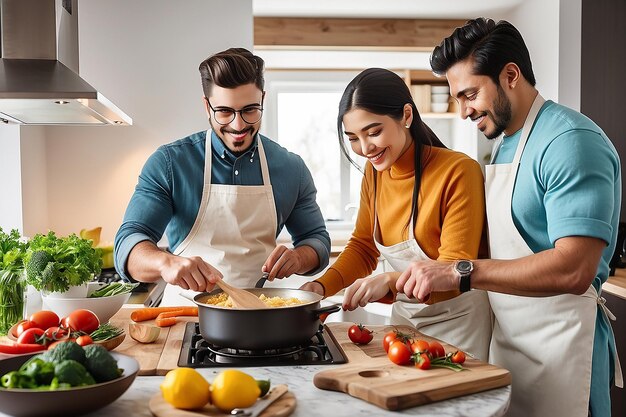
[178,322,346,367]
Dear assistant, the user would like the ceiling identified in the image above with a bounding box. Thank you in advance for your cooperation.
[252,0,523,19]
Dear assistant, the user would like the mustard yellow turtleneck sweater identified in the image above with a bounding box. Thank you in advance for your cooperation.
[315,142,487,304]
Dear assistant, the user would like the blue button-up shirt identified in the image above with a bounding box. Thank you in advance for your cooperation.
[114,130,330,280]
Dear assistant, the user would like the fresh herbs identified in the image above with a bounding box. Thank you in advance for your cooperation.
[0,228,28,335]
[88,323,124,342]
[24,231,102,293]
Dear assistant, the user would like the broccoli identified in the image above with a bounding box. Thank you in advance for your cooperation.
[42,341,86,365]
[25,250,51,283]
[83,344,122,382]
[54,360,95,387]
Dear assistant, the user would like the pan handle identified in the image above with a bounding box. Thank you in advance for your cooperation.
[311,304,340,321]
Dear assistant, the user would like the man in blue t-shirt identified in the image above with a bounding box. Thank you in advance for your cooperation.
[114,48,330,305]
[395,18,622,417]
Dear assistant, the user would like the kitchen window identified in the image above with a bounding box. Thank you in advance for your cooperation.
[262,80,365,225]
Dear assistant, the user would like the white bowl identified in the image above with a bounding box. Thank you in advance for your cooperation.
[431,93,450,103]
[431,85,450,94]
[41,284,130,324]
[430,102,450,113]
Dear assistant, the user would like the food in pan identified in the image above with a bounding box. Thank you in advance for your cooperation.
[200,292,304,308]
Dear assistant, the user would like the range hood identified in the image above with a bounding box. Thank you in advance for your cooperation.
[0,0,131,125]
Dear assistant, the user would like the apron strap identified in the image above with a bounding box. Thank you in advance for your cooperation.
[597,295,624,387]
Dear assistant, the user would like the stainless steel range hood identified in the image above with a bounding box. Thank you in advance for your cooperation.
[0,0,132,126]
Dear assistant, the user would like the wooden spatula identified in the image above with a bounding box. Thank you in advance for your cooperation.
[215,279,267,309]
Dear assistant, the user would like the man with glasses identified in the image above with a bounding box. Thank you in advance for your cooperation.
[114,48,330,305]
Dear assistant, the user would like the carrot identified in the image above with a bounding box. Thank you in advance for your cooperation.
[155,310,183,327]
[130,306,198,322]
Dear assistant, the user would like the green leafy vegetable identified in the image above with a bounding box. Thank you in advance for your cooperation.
[89,282,138,298]
[24,231,102,293]
[0,228,28,335]
[88,323,124,342]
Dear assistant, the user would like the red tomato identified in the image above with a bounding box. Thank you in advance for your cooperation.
[410,339,430,354]
[387,340,412,365]
[451,350,466,364]
[383,331,398,353]
[60,316,70,329]
[76,335,93,346]
[414,353,431,370]
[43,326,68,342]
[29,310,60,330]
[16,327,45,345]
[66,309,100,334]
[428,341,446,359]
[348,324,373,345]
[16,320,36,337]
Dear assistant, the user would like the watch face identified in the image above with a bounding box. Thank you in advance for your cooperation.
[456,260,472,274]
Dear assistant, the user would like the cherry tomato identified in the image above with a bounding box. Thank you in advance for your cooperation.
[387,340,412,365]
[410,339,430,354]
[66,309,100,333]
[414,353,431,370]
[348,324,373,345]
[16,327,45,345]
[76,335,93,346]
[428,340,446,359]
[43,326,68,342]
[382,331,398,353]
[16,320,36,337]
[451,350,466,364]
[29,310,60,330]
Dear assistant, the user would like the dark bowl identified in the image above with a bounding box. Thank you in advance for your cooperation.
[0,352,139,417]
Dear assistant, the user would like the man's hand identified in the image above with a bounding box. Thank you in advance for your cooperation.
[396,260,458,302]
[263,245,317,280]
[342,272,399,311]
[299,281,324,296]
[160,255,223,292]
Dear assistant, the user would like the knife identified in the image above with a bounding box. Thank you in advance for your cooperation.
[230,384,288,417]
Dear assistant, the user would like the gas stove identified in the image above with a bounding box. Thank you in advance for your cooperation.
[178,322,347,368]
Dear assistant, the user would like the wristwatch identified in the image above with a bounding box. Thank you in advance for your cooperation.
[454,260,474,293]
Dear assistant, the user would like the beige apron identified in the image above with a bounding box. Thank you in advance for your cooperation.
[161,132,277,306]
[486,94,622,417]
[374,180,492,361]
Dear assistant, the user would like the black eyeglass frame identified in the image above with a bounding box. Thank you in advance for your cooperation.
[205,98,264,125]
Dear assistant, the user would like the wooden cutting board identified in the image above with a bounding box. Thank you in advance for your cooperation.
[109,307,194,376]
[149,385,296,417]
[315,322,511,411]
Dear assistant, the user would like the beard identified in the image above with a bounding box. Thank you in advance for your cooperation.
[210,119,260,154]
[483,85,512,140]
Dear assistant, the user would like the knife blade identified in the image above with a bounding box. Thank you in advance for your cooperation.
[230,384,288,417]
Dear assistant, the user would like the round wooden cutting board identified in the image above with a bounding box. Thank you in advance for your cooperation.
[149,386,296,417]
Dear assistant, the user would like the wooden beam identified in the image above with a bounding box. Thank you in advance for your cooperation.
[254,17,466,50]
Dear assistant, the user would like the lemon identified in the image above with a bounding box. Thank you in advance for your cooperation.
[211,369,261,411]
[160,368,211,410]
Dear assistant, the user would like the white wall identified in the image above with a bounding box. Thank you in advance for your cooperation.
[25,0,253,242]
[495,0,561,101]
[0,124,23,233]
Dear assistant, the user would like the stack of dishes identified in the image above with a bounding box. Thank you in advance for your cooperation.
[431,86,450,113]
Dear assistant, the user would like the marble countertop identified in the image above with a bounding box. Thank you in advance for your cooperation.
[46,365,511,417]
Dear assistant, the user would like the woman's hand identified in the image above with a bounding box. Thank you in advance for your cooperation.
[342,272,399,311]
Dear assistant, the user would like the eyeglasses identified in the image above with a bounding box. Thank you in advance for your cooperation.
[206,98,264,125]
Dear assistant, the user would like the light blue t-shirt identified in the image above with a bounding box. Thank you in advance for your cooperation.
[494,100,621,417]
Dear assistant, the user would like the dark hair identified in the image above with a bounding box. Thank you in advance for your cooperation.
[198,48,265,97]
[337,68,447,236]
[430,18,536,87]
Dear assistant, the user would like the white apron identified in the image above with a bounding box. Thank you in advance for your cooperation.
[161,132,277,306]
[373,179,492,361]
[486,94,622,417]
